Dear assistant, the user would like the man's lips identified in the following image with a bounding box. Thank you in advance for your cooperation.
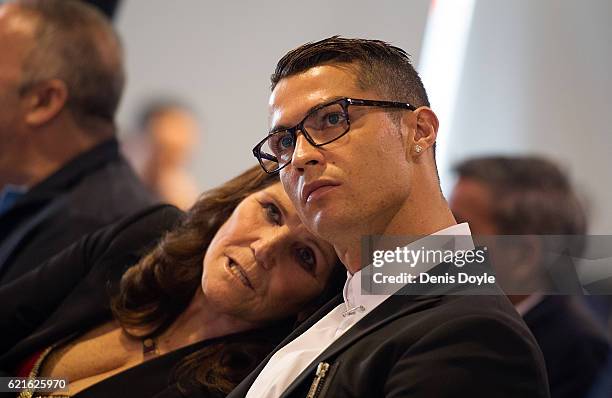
[226,258,254,290]
[301,180,340,203]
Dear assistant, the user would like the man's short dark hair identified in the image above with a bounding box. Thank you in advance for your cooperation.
[271,36,430,109]
[271,36,437,164]
[15,0,124,135]
[454,156,587,235]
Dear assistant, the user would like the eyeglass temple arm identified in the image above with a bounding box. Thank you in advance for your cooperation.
[259,151,277,162]
[347,98,416,111]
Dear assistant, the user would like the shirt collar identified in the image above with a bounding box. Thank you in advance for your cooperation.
[343,223,474,309]
[26,138,120,197]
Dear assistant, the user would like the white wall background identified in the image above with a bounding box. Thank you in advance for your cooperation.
[115,0,611,233]
[441,0,612,233]
[114,0,430,188]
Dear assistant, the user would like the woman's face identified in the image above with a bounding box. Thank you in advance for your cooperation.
[201,182,339,323]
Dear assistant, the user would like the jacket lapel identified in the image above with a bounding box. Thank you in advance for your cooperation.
[277,257,499,397]
[279,294,442,397]
[226,294,344,398]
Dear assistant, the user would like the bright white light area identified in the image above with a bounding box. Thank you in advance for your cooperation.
[418,0,476,195]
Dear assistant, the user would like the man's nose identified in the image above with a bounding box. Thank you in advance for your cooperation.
[291,132,324,171]
[250,229,291,270]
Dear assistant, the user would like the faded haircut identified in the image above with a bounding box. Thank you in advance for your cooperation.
[271,36,429,109]
[270,36,436,159]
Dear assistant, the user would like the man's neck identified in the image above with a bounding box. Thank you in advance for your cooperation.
[336,176,457,274]
[0,127,108,189]
[0,173,30,191]
[0,156,63,190]
[0,150,83,189]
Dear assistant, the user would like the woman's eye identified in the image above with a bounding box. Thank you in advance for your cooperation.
[263,203,282,225]
[296,247,316,272]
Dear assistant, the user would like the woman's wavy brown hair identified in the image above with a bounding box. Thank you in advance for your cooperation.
[111,165,344,395]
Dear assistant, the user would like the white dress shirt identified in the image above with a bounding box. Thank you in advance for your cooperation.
[246,223,473,398]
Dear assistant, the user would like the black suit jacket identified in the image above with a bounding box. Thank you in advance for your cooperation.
[0,204,193,397]
[0,204,182,362]
[227,273,550,398]
[0,138,157,285]
[523,296,612,398]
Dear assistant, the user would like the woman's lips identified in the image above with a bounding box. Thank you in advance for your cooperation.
[227,259,254,290]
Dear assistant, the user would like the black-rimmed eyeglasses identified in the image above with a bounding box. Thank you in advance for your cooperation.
[252,97,416,174]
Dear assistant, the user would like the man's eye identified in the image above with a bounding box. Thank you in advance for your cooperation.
[263,203,282,225]
[319,111,346,128]
[296,247,316,272]
[326,112,342,125]
[279,134,295,149]
[270,132,295,155]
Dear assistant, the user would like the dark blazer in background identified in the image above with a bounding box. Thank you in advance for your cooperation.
[227,273,551,398]
[0,138,157,286]
[523,296,612,398]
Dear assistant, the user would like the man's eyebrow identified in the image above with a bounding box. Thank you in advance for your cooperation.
[268,96,346,135]
[268,124,292,135]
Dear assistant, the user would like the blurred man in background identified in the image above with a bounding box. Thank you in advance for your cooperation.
[123,100,200,210]
[0,0,155,286]
[450,156,611,398]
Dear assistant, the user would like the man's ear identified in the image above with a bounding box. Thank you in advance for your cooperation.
[23,79,68,127]
[410,107,439,157]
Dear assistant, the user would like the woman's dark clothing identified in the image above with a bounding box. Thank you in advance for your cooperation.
[0,202,298,397]
[72,330,273,398]
[0,204,219,397]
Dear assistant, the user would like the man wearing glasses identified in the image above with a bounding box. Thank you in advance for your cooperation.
[229,37,549,398]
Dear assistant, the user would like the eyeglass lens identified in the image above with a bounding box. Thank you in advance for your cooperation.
[259,102,349,170]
